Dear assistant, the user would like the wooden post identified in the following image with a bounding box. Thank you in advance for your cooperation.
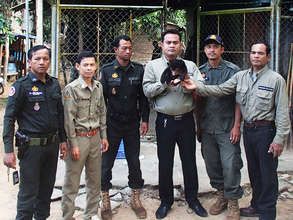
[4,35,9,83]
[0,44,3,75]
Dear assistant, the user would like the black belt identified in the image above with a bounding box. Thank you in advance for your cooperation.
[157,111,193,121]
[244,120,275,128]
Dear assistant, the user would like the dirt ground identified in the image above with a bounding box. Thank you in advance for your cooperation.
[0,82,293,220]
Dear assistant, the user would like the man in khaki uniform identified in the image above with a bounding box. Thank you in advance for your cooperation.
[181,41,290,220]
[62,51,109,220]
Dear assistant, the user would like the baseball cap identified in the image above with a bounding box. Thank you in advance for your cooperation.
[204,34,224,46]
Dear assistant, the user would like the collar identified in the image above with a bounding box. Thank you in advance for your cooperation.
[77,76,97,90]
[113,59,134,72]
[249,65,269,78]
[28,72,52,83]
[206,59,225,70]
[161,55,182,66]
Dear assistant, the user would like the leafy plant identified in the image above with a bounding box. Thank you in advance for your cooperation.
[133,8,186,41]
[0,0,17,44]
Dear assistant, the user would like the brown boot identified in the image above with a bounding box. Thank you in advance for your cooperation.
[209,190,228,215]
[226,199,240,220]
[130,189,147,219]
[101,190,112,220]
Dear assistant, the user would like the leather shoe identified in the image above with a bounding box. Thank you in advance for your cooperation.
[155,204,171,219]
[240,205,260,217]
[189,200,208,217]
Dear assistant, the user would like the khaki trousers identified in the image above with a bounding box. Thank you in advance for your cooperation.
[62,133,101,220]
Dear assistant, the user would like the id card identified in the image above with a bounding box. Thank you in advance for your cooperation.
[13,170,19,185]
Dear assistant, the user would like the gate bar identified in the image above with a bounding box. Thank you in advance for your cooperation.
[59,4,163,9]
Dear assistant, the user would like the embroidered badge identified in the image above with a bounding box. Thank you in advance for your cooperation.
[32,86,38,92]
[258,86,273,92]
[112,73,118,79]
[112,87,116,95]
[201,72,209,81]
[9,86,16,96]
[34,102,40,111]
[64,90,70,99]
[99,71,102,80]
[210,35,217,39]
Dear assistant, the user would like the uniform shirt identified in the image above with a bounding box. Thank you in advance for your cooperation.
[100,59,149,123]
[143,55,203,115]
[196,65,290,145]
[63,76,107,147]
[3,72,66,153]
[199,59,240,134]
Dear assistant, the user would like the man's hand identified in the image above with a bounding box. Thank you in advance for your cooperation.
[269,142,284,158]
[101,139,109,152]
[230,126,241,144]
[180,77,196,91]
[70,146,80,160]
[141,122,148,136]
[3,152,16,169]
[59,142,68,160]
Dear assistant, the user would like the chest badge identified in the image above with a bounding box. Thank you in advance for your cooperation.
[32,86,38,92]
[34,102,40,111]
[112,87,116,95]
[112,73,118,79]
[201,72,209,81]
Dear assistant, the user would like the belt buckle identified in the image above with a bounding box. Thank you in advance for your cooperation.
[174,115,182,120]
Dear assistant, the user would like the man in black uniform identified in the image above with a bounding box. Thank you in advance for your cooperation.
[100,35,150,220]
[2,45,68,220]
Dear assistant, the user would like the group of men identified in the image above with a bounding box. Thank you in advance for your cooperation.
[2,28,289,220]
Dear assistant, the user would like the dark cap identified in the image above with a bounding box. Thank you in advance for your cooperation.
[204,34,224,46]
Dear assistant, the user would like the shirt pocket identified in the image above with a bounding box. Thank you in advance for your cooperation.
[255,90,273,110]
[235,86,248,105]
[49,94,61,114]
[108,80,120,96]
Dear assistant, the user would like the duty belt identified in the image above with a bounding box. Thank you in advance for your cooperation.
[244,120,275,128]
[76,128,99,137]
[28,133,58,146]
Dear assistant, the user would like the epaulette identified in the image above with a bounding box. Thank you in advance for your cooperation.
[17,74,29,82]
[223,60,240,71]
[131,61,143,67]
[199,62,208,70]
[101,61,115,70]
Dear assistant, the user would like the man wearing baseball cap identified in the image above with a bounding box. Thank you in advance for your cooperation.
[195,34,243,220]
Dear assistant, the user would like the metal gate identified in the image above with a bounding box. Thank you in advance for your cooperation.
[197,7,273,70]
[57,4,163,85]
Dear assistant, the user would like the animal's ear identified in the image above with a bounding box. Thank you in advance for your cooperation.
[160,66,172,84]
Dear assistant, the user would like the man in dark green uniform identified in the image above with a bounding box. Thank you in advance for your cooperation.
[3,45,68,220]
[196,35,243,220]
[100,35,150,220]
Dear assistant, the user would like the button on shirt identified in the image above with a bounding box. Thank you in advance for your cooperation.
[195,65,290,145]
[63,76,107,147]
[199,59,240,133]
[143,56,203,115]
[3,72,67,153]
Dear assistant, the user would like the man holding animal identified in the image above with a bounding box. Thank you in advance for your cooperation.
[143,29,208,219]
[196,34,243,220]
[181,41,290,220]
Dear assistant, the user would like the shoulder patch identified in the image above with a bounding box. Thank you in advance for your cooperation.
[9,86,16,96]
[63,89,71,99]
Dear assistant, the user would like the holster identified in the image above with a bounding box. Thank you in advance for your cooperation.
[15,131,29,160]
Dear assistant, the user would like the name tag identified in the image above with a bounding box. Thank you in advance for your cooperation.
[258,86,273,92]
[28,91,44,96]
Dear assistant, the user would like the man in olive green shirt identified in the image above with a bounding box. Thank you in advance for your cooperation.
[62,51,109,220]
[197,35,243,220]
[181,42,290,220]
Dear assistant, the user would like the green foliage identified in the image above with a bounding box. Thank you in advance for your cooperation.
[133,8,186,41]
[0,1,16,44]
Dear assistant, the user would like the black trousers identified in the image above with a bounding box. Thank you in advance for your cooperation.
[101,119,144,190]
[156,112,198,206]
[16,142,59,220]
[243,124,278,220]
